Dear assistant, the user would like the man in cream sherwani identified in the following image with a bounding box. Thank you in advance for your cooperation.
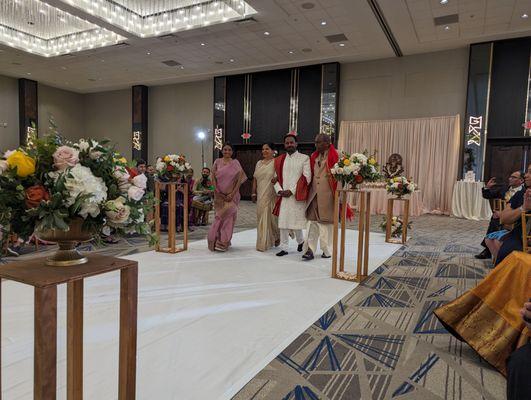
[273,134,311,257]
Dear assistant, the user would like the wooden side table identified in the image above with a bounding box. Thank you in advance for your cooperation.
[332,189,371,283]
[385,197,410,244]
[0,254,138,400]
[154,181,189,253]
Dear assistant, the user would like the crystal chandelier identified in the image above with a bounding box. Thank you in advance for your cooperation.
[0,0,256,57]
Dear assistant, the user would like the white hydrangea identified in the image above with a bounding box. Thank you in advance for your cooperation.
[156,161,165,171]
[60,164,108,218]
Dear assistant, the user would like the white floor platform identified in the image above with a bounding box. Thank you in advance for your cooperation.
[1,229,401,400]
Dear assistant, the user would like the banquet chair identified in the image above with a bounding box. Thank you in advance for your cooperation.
[494,199,507,212]
[522,212,531,254]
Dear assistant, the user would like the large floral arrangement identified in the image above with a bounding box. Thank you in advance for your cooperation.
[386,176,416,198]
[155,154,192,181]
[331,151,380,188]
[379,216,412,238]
[0,133,155,246]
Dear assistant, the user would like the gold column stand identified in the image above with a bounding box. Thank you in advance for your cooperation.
[332,189,371,283]
[154,181,189,254]
[385,197,410,245]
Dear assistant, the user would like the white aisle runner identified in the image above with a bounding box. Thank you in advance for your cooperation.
[1,229,401,400]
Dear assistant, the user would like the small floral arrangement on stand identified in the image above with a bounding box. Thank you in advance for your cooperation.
[155,154,192,181]
[0,132,156,265]
[386,176,416,198]
[380,216,412,238]
[331,150,381,189]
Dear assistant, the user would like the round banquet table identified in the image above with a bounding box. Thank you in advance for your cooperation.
[451,181,492,221]
[350,188,425,217]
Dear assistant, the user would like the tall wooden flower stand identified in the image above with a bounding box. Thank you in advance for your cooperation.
[332,189,371,283]
[385,197,410,244]
[0,254,138,400]
[154,181,189,254]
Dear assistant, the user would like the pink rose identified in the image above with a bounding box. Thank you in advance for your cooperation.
[53,146,79,170]
[132,174,147,189]
[127,185,144,201]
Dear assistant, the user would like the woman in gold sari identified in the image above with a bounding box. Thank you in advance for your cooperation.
[434,251,531,376]
[252,143,280,252]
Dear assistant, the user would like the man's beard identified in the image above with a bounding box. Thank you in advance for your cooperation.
[286,147,296,154]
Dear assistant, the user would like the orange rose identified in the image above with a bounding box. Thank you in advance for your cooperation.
[25,185,50,209]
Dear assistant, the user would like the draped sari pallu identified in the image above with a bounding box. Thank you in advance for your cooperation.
[208,159,247,251]
[434,251,531,376]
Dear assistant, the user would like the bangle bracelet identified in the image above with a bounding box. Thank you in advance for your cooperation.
[251,193,257,197]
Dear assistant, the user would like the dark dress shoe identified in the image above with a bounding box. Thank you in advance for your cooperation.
[297,243,304,252]
[276,250,288,257]
[474,249,491,259]
[321,254,331,259]
[302,250,314,261]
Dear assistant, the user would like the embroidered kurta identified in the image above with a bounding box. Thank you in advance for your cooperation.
[273,151,311,230]
[306,151,335,223]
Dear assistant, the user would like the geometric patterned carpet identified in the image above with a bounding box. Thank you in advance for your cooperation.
[1,203,506,400]
[233,213,506,400]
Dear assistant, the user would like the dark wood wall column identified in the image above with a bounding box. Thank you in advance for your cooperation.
[132,85,148,162]
[18,78,38,146]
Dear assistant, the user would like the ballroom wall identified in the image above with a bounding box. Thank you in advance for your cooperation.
[339,48,468,121]
[38,84,85,140]
[0,75,19,151]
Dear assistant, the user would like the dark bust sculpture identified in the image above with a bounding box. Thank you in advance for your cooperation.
[382,153,404,179]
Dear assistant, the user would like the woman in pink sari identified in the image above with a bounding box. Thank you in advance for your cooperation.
[208,143,247,251]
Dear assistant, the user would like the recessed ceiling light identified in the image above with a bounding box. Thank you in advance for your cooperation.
[180,66,185,69]
[26,72,31,75]
[288,50,294,54]
[522,13,529,19]
[338,43,345,47]
[229,58,235,62]
[320,21,327,26]
[146,51,151,55]
[444,25,450,30]
[440,0,448,4]
[264,31,270,36]
[200,42,206,46]
[61,66,67,70]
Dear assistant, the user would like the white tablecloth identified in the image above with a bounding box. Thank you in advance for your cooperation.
[451,181,492,221]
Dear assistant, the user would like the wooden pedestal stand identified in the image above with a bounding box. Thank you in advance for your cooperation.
[332,189,371,283]
[154,181,189,253]
[385,197,410,244]
[0,254,138,400]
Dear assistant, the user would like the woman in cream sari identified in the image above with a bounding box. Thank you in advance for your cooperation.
[252,143,280,251]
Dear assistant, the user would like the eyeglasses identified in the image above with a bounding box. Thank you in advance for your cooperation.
[509,175,521,179]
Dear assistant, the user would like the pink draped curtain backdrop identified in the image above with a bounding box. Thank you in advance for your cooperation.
[338,115,461,214]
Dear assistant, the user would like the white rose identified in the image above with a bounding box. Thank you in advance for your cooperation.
[3,150,15,159]
[113,167,130,182]
[156,161,165,171]
[132,174,147,189]
[184,163,191,169]
[128,185,145,201]
[89,150,103,160]
[76,139,90,152]
[171,154,179,161]
[0,160,8,174]
[337,167,344,175]
[178,165,185,172]
[105,197,131,225]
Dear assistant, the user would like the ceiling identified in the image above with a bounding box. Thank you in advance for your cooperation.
[0,0,530,93]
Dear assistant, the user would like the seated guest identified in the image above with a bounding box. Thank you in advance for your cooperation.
[136,159,147,174]
[489,171,530,265]
[506,300,531,400]
[192,167,214,226]
[476,171,524,259]
[433,251,530,377]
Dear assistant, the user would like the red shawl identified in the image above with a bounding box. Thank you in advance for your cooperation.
[272,153,308,216]
[310,144,354,220]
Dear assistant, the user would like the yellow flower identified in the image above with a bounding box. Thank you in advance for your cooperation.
[7,150,35,178]
[119,157,127,164]
[343,159,351,166]
[368,158,376,165]
[163,155,171,162]
[394,177,401,182]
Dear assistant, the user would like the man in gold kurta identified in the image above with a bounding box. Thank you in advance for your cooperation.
[302,134,336,261]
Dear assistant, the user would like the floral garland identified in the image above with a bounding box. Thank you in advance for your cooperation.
[331,150,380,187]
[386,176,416,198]
[0,133,156,247]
